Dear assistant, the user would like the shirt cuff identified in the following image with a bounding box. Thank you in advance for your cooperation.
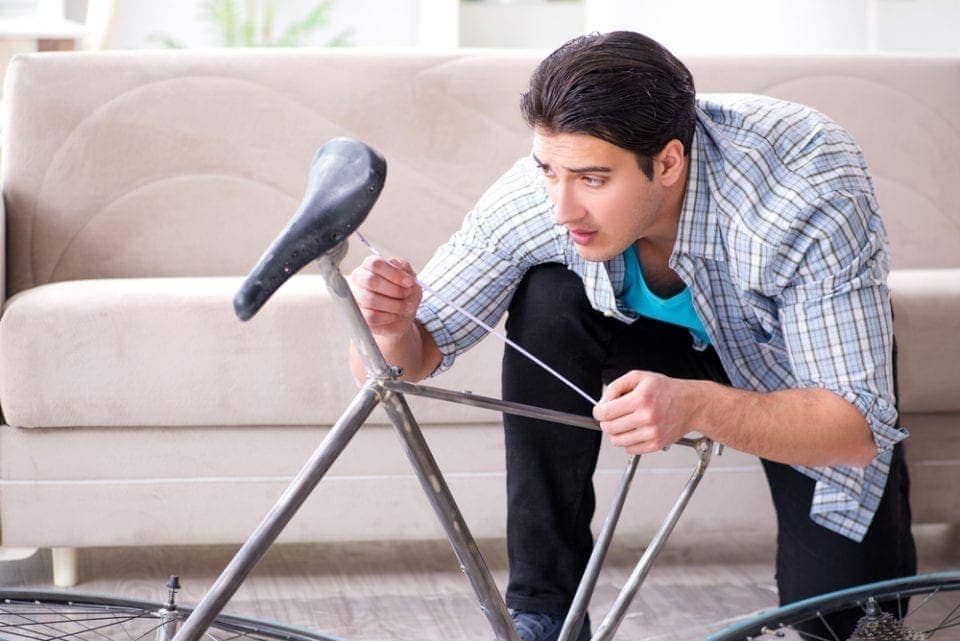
[825,385,910,457]
[414,301,457,378]
[792,385,908,527]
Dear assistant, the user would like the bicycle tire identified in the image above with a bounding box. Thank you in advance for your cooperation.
[704,571,960,641]
[0,588,345,641]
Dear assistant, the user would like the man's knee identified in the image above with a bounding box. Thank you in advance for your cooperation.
[507,263,591,330]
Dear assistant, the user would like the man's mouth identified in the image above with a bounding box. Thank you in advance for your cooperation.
[569,228,597,245]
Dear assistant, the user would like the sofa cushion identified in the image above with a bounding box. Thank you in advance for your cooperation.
[889,269,960,414]
[0,275,506,428]
[1,268,955,429]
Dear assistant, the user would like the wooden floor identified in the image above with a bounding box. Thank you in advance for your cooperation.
[0,528,956,641]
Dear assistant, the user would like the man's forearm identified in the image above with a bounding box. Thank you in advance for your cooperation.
[348,321,429,384]
[692,381,878,468]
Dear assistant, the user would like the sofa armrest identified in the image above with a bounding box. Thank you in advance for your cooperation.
[889,268,960,413]
[0,190,5,310]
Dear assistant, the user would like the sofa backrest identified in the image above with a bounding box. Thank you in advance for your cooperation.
[2,49,957,300]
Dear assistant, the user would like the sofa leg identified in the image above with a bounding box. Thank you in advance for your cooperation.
[52,547,78,587]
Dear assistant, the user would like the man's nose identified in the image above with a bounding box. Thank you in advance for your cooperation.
[551,182,583,225]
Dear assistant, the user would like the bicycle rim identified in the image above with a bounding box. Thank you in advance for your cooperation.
[704,571,960,641]
[0,589,344,641]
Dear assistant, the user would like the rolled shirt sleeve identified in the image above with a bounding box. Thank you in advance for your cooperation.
[773,190,909,522]
[414,158,562,377]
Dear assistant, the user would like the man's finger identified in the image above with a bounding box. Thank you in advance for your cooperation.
[600,373,632,403]
[389,257,416,276]
[355,289,406,315]
[356,267,409,299]
[599,411,650,436]
[363,309,403,326]
[626,442,661,456]
[609,426,656,448]
[601,370,650,402]
[594,391,644,423]
[368,257,416,287]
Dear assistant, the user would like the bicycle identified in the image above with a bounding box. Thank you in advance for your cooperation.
[1,138,955,641]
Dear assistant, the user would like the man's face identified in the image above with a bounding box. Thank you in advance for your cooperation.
[532,129,666,262]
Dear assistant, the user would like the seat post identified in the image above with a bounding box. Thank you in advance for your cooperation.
[314,240,393,381]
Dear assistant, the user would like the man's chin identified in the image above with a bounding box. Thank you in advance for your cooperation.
[572,243,617,263]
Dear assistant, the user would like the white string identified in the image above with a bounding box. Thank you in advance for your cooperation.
[355,231,600,407]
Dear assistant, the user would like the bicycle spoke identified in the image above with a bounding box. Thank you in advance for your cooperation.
[0,602,126,641]
[0,601,155,641]
[203,625,266,641]
[204,629,233,641]
[814,611,840,641]
[941,610,960,628]
[904,584,940,620]
[793,629,835,641]
[129,619,175,641]
[0,614,76,641]
[923,594,960,634]
[0,609,141,616]
[0,613,53,641]
[704,572,960,641]
[0,607,301,641]
[206,630,247,641]
[0,591,338,641]
[61,606,141,641]
[0,613,150,628]
[926,620,960,634]
[0,626,50,641]
[34,613,143,641]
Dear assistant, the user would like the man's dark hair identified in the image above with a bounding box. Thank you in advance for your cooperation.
[520,31,697,180]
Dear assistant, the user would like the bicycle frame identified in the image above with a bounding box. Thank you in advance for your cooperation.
[171,240,714,641]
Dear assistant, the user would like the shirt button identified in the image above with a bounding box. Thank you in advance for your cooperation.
[603,311,614,317]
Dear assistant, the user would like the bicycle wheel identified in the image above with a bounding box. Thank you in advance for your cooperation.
[0,583,343,641]
[704,571,960,641]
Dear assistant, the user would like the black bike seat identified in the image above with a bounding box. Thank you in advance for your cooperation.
[234,137,387,321]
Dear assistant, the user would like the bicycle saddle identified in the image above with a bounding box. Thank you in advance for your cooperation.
[233,137,387,321]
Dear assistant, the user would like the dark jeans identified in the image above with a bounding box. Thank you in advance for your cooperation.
[501,263,916,637]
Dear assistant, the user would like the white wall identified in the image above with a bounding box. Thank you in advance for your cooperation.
[76,0,419,49]
[589,0,960,54]
[596,0,870,53]
[876,0,960,52]
[459,1,583,49]
[61,0,960,52]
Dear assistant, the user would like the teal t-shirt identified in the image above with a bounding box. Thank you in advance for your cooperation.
[620,245,711,345]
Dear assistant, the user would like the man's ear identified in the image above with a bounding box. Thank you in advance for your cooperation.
[656,139,686,187]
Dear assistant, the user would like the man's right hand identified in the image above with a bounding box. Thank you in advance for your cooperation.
[347,255,423,338]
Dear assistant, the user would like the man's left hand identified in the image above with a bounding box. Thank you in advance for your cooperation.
[592,370,703,455]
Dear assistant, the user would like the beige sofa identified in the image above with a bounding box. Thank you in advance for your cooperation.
[0,49,957,587]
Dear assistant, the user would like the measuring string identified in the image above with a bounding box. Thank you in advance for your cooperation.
[354,231,600,407]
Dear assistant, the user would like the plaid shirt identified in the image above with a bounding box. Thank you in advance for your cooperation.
[415,93,907,542]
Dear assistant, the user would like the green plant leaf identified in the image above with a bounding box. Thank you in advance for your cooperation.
[176,0,347,49]
[325,27,354,48]
[200,0,241,46]
[262,1,277,45]
[275,0,334,47]
[147,32,187,48]
[241,0,256,46]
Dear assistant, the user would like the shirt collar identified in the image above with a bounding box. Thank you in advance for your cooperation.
[670,117,725,263]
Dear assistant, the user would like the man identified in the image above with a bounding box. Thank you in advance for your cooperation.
[347,31,915,641]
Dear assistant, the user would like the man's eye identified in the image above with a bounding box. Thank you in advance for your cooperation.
[539,166,554,178]
[583,176,604,187]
